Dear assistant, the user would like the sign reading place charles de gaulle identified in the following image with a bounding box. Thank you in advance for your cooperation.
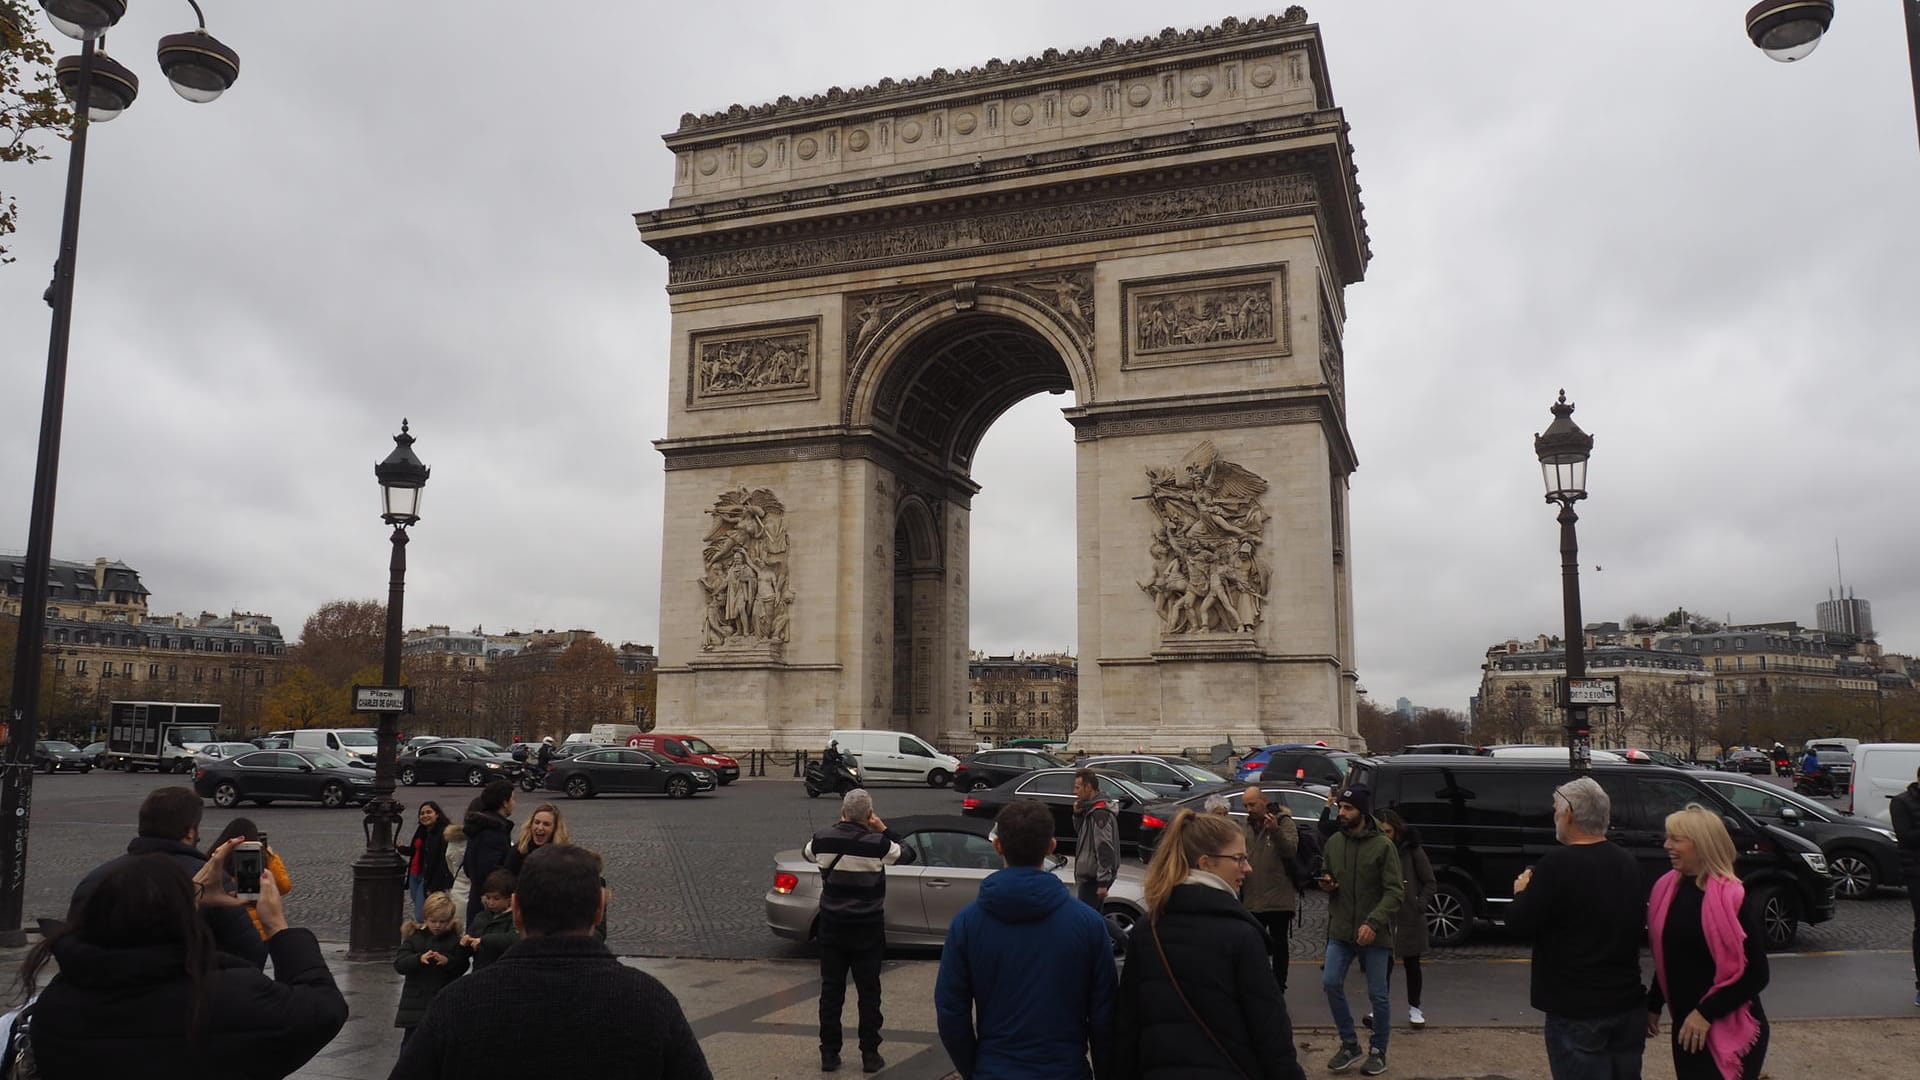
[1558,676,1620,708]
[352,685,413,714]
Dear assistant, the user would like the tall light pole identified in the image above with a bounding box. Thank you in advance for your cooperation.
[1534,391,1595,775]
[0,0,239,949]
[347,421,429,961]
[1743,0,1920,153]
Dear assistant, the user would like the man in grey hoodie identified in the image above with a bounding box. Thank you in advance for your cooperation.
[1071,770,1119,911]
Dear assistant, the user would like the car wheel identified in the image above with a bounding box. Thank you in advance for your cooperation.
[466,767,487,787]
[37,759,51,774]
[1828,850,1878,900]
[927,769,951,789]
[213,782,240,809]
[1754,884,1799,948]
[320,783,348,809]
[565,775,593,800]
[667,776,693,799]
[1425,882,1476,947]
[399,767,418,786]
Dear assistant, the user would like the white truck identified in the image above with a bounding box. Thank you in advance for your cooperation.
[106,701,222,773]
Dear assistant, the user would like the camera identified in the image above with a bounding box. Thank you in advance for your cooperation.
[232,841,264,901]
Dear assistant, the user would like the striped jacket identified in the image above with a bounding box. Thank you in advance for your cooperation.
[804,820,917,926]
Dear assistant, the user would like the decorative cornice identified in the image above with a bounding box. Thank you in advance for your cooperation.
[673,9,1311,135]
[656,430,981,508]
[1066,390,1356,475]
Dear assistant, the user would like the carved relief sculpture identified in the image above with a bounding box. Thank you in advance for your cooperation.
[688,320,820,408]
[699,488,794,649]
[1134,283,1274,355]
[1137,442,1271,635]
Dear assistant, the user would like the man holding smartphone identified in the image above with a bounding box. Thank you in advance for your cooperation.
[805,787,916,1074]
[1318,784,1402,1076]
[1239,787,1301,990]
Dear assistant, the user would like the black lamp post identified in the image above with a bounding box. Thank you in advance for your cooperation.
[347,421,429,962]
[1534,391,1596,775]
[0,0,239,949]
[1744,1,1920,153]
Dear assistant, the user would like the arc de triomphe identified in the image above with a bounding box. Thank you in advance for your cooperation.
[637,10,1370,752]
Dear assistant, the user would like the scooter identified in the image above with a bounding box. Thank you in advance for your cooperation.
[518,760,550,792]
[803,756,862,798]
[1792,769,1835,798]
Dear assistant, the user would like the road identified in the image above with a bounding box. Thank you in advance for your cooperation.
[13,769,1914,960]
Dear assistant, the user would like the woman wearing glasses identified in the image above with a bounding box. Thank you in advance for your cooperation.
[1111,809,1305,1080]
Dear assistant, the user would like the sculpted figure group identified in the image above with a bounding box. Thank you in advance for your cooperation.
[1137,442,1273,634]
[699,488,794,648]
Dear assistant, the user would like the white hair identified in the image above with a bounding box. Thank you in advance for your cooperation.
[1554,777,1610,835]
[1203,794,1231,815]
[840,788,873,823]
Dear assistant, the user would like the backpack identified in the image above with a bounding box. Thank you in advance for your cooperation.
[1287,822,1323,893]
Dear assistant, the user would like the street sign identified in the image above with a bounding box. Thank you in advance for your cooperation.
[1559,677,1620,707]
[352,685,412,714]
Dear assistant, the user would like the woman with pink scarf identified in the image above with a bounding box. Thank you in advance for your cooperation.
[1645,805,1770,1080]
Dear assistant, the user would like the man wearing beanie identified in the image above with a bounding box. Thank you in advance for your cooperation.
[1318,784,1403,1076]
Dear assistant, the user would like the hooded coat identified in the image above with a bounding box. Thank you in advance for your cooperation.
[934,865,1117,1080]
[459,809,514,923]
[393,926,471,1028]
[1389,831,1435,958]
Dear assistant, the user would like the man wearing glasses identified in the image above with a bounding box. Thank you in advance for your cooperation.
[1318,784,1403,1075]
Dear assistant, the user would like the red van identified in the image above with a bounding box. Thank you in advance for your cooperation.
[626,732,739,785]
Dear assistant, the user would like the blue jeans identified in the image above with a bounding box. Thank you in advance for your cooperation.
[408,874,427,922]
[1323,938,1391,1053]
[1542,1008,1646,1080]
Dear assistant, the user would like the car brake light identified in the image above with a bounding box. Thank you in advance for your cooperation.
[961,797,981,810]
[1141,814,1167,830]
[773,872,798,895]
[194,768,205,780]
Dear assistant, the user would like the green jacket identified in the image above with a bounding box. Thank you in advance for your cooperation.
[466,907,520,970]
[1322,817,1404,944]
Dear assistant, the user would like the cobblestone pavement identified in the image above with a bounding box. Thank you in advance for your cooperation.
[14,770,1913,959]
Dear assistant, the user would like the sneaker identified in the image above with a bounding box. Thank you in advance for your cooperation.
[1327,1043,1365,1072]
[1361,1049,1388,1076]
[1408,1005,1425,1028]
[1361,1012,1372,1030]
[861,1050,885,1074]
[821,1050,841,1072]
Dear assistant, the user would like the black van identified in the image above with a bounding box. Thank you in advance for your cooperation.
[1343,756,1836,949]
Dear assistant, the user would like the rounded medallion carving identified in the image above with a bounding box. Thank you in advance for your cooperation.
[1067,93,1092,117]
[746,145,768,168]
[1126,83,1152,107]
[1010,103,1033,126]
[847,129,870,153]
[697,154,718,176]
[796,137,818,161]
[1250,64,1277,89]
[899,119,923,143]
[953,111,977,135]
[1189,74,1214,99]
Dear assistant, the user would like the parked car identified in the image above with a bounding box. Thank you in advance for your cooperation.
[954,748,1067,792]
[543,747,717,799]
[1077,754,1230,798]
[960,767,1175,856]
[1234,745,1358,785]
[397,742,520,787]
[1725,749,1777,775]
[32,740,92,774]
[78,741,108,767]
[626,732,740,785]
[193,748,377,809]
[765,814,1149,946]
[1343,755,1835,949]
[192,742,262,766]
[1695,770,1902,900]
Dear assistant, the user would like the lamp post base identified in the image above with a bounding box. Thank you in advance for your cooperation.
[346,794,408,962]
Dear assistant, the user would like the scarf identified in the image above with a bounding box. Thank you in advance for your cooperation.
[1648,870,1762,1080]
[1183,869,1238,896]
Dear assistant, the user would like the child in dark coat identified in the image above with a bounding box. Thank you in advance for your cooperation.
[393,890,471,1043]
[460,870,522,970]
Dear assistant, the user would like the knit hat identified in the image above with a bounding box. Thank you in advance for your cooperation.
[1336,784,1372,817]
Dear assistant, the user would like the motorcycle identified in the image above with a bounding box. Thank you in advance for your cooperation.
[518,760,551,792]
[803,755,862,798]
[1792,770,1835,798]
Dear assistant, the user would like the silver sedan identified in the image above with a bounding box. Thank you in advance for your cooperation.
[765,814,1147,947]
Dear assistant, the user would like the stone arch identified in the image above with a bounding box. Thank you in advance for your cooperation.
[891,494,947,738]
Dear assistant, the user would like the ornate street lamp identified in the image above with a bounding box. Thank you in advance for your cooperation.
[348,422,430,961]
[1743,1,1920,153]
[0,0,241,949]
[1534,391,1596,775]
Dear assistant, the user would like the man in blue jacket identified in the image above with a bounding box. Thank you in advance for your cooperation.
[936,798,1117,1079]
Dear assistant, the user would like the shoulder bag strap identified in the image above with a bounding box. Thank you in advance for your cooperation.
[818,853,845,883]
[1150,919,1253,1080]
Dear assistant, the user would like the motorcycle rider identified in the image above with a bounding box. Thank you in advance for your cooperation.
[1772,742,1792,778]
[1797,745,1829,795]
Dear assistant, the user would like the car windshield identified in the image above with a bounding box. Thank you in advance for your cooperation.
[214,743,254,754]
[451,744,498,758]
[299,751,350,769]
[40,741,78,752]
[682,738,717,754]
[173,727,216,744]
[336,732,378,748]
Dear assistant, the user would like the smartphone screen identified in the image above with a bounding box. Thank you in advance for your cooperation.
[232,842,263,900]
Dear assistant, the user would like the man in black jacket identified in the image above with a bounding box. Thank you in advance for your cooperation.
[67,786,268,967]
[805,787,915,1074]
[389,844,710,1079]
[1890,766,1920,1008]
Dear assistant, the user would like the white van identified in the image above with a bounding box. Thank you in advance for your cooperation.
[290,728,380,766]
[828,729,961,788]
[588,724,641,746]
[1849,742,1920,824]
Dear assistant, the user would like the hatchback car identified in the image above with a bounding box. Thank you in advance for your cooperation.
[193,748,376,809]
[398,742,520,787]
[1696,771,1901,899]
[954,748,1067,792]
[765,814,1149,946]
[1725,750,1776,775]
[32,740,92,774]
[543,747,716,799]
[1077,754,1230,798]
[960,768,1175,856]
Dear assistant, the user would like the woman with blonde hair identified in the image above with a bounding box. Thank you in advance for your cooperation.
[1646,804,1770,1079]
[1112,809,1304,1080]
[504,803,569,875]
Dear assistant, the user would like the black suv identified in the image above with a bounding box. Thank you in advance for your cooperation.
[1343,756,1836,949]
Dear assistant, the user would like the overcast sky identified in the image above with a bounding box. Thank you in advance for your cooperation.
[3,3,1916,717]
